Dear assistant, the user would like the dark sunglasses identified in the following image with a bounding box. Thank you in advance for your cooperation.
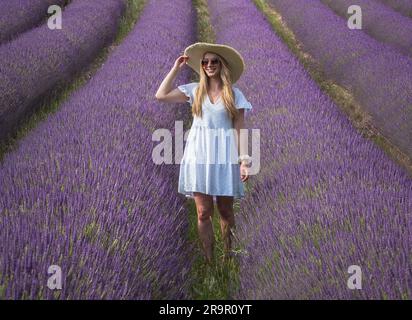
[201,58,220,66]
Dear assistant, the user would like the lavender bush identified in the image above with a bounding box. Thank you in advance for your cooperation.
[267,0,412,159]
[321,0,412,58]
[208,0,412,299]
[0,0,126,141]
[377,0,412,18]
[0,0,197,299]
[0,0,68,44]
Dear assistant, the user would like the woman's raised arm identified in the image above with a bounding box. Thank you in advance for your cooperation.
[155,55,189,104]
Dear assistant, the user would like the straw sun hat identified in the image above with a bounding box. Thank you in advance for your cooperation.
[183,42,245,84]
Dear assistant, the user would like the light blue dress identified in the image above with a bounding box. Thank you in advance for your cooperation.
[177,82,253,201]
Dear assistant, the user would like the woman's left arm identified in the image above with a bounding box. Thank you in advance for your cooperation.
[233,109,249,182]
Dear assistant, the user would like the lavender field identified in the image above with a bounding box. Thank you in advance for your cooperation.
[377,0,412,18]
[0,0,126,141]
[268,0,412,160]
[0,0,196,299]
[0,0,411,300]
[321,0,412,58]
[0,0,68,44]
[209,0,411,299]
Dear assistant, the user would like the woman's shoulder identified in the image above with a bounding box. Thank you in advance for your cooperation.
[231,86,245,99]
[232,85,246,93]
[177,82,199,95]
[184,82,200,91]
[179,82,199,87]
[231,86,252,111]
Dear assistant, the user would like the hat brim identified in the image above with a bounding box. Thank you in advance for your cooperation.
[183,42,245,84]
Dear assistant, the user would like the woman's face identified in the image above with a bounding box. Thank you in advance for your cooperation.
[202,52,221,78]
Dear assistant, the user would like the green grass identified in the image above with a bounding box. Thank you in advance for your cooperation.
[184,0,242,299]
[193,0,216,45]
[0,0,147,162]
[187,200,241,300]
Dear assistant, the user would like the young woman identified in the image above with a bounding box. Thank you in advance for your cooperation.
[155,42,253,264]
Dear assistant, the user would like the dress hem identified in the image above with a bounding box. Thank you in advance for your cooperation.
[178,190,245,200]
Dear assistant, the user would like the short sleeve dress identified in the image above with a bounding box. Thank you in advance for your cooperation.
[177,82,253,201]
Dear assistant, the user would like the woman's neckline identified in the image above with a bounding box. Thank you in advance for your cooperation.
[201,83,236,105]
[207,92,222,105]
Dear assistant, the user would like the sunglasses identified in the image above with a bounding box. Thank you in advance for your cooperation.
[201,58,220,66]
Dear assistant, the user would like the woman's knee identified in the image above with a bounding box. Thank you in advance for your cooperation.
[197,206,213,221]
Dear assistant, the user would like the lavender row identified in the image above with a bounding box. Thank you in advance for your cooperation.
[321,0,412,58]
[377,0,412,18]
[267,0,412,159]
[0,0,197,299]
[0,0,126,141]
[0,0,68,44]
[208,0,412,299]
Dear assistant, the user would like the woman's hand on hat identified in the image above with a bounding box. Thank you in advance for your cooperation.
[174,55,189,70]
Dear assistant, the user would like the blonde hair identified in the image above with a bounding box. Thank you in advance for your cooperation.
[192,52,239,119]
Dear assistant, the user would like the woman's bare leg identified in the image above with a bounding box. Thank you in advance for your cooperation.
[193,192,215,264]
[216,195,235,261]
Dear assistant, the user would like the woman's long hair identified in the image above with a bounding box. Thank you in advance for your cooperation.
[192,53,239,119]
